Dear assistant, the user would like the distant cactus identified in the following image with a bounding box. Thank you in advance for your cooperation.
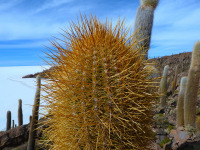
[6,111,11,131]
[40,14,159,150]
[177,77,187,127]
[184,41,200,128]
[160,65,169,107]
[134,0,159,59]
[12,120,14,129]
[167,76,170,90]
[18,99,23,126]
[196,113,200,134]
[27,75,41,150]
[29,115,32,124]
[172,65,179,94]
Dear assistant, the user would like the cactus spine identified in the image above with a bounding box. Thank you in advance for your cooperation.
[160,65,169,107]
[184,41,200,128]
[18,99,23,126]
[27,75,41,150]
[6,111,11,131]
[133,0,159,59]
[40,14,159,150]
[177,77,187,127]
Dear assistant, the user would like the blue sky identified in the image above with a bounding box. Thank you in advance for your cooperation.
[0,0,200,66]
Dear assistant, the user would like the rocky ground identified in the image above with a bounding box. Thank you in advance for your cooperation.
[0,115,52,150]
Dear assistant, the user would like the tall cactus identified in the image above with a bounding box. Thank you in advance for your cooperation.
[18,99,23,126]
[177,77,187,127]
[160,65,169,107]
[6,111,11,131]
[184,41,200,128]
[133,0,159,59]
[12,120,14,129]
[29,115,32,124]
[172,65,179,94]
[27,75,41,150]
[40,14,159,150]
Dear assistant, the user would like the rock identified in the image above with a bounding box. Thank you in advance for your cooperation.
[163,141,172,150]
[172,93,178,98]
[168,129,193,150]
[177,137,200,150]
[0,116,51,149]
[0,124,29,149]
[158,108,165,114]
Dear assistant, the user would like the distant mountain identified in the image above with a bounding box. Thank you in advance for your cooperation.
[22,66,56,79]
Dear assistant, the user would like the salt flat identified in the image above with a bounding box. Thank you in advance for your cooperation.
[0,66,50,131]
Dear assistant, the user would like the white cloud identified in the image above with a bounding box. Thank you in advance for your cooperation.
[34,0,74,13]
[0,0,23,11]
[148,0,200,57]
[0,0,200,58]
[0,13,67,40]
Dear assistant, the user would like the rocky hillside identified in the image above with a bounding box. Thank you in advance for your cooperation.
[149,51,192,88]
[15,51,200,150]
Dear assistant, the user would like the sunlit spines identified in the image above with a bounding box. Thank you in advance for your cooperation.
[40,14,159,149]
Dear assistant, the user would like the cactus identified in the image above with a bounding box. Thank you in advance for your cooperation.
[29,115,32,124]
[40,14,159,150]
[27,75,41,150]
[6,111,11,131]
[177,77,187,127]
[12,120,14,129]
[184,41,200,128]
[172,65,179,94]
[133,0,159,59]
[196,113,200,134]
[167,76,170,90]
[140,0,159,9]
[160,65,169,107]
[18,99,23,126]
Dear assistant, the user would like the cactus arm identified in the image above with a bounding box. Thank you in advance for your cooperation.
[184,41,200,127]
[6,111,11,131]
[27,75,41,150]
[18,99,23,126]
[177,77,187,127]
[133,0,159,59]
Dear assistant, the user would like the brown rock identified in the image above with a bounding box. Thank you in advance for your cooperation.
[0,124,29,149]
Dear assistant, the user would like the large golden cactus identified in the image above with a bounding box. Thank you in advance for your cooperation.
[39,14,159,150]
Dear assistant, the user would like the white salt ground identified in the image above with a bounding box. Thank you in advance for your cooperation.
[0,66,50,131]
